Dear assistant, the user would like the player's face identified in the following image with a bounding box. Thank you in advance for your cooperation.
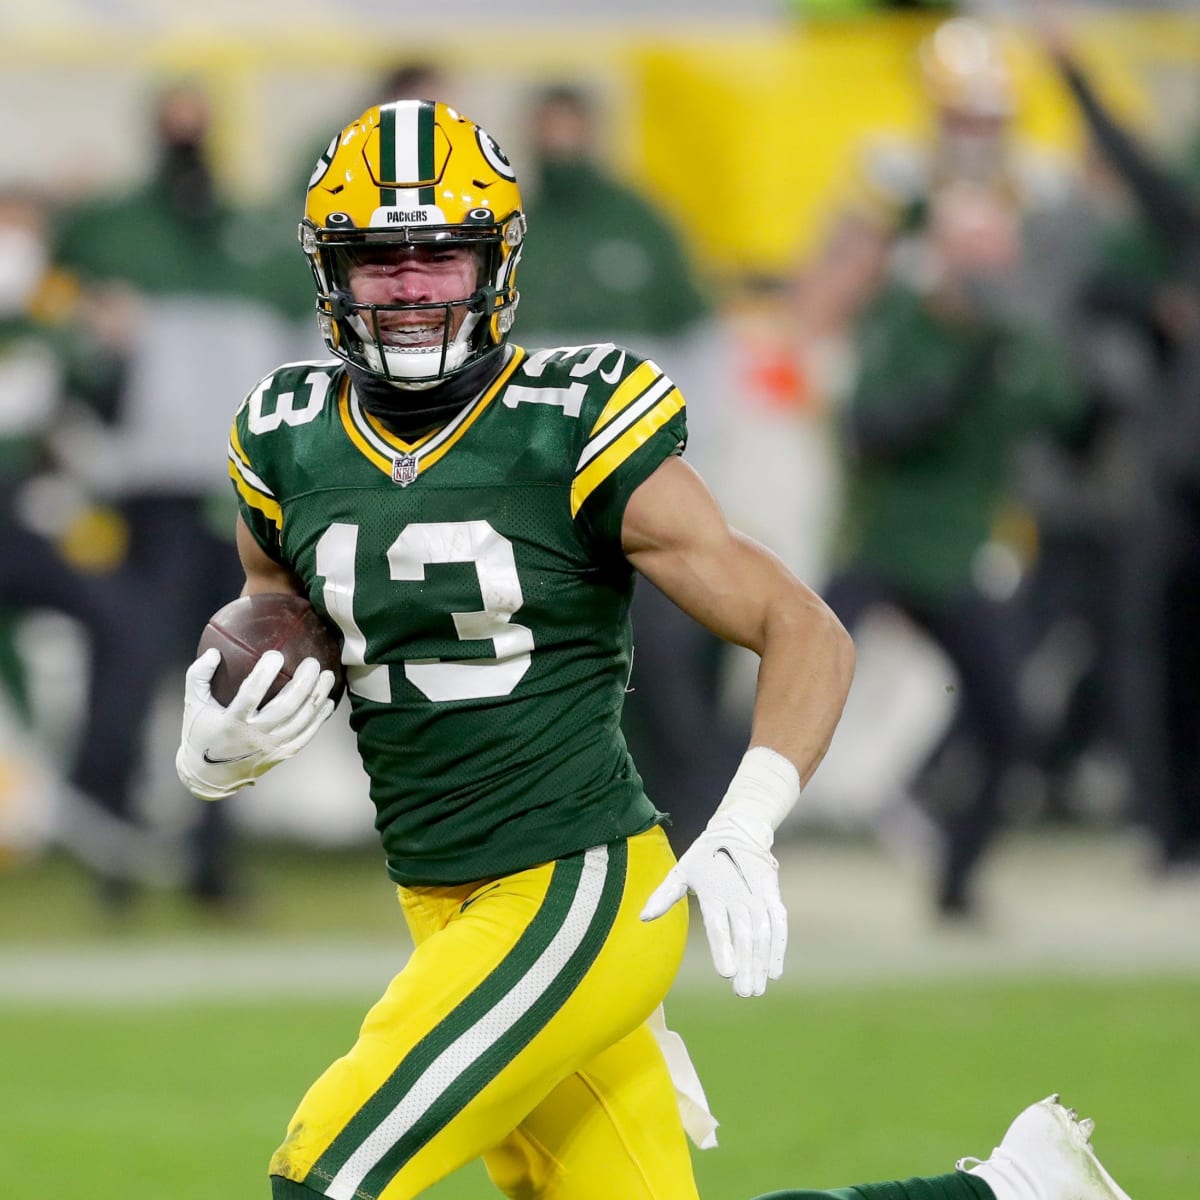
[346,244,480,348]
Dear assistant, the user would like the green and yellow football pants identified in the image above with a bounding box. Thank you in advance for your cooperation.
[269,825,698,1200]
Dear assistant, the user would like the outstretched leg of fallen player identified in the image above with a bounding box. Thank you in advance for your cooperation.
[753,1179,989,1200]
[753,1094,1132,1200]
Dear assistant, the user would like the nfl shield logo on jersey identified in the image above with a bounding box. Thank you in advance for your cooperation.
[391,454,418,486]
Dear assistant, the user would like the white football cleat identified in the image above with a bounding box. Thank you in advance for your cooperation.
[957,1094,1133,1200]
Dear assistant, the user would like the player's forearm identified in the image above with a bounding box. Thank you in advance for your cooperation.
[746,587,855,788]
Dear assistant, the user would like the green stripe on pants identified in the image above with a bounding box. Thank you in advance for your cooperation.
[359,840,628,1195]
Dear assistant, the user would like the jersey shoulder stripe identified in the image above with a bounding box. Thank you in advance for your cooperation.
[578,367,674,472]
[228,413,282,528]
[230,359,341,535]
[570,364,684,517]
[588,359,662,435]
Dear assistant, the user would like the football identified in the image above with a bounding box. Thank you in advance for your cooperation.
[197,593,346,709]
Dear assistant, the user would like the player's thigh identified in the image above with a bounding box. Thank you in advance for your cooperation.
[270,826,686,1200]
[484,1020,700,1200]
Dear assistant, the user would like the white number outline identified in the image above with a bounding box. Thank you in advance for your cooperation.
[247,371,332,435]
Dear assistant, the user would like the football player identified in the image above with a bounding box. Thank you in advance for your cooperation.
[175,100,1131,1200]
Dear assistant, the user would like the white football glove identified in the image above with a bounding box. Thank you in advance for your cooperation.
[641,747,800,997]
[176,647,337,801]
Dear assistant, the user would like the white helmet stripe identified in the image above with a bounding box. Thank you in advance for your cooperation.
[391,103,423,185]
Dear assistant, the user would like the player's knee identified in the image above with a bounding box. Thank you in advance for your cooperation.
[483,1126,563,1199]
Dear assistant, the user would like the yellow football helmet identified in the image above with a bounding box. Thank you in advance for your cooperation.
[300,100,525,386]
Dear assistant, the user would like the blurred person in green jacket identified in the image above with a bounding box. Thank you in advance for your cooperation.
[517,84,709,338]
[824,179,1082,918]
[1035,8,1200,872]
[0,185,159,871]
[54,81,298,910]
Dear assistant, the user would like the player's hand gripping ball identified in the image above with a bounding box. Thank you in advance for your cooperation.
[177,594,343,801]
[197,593,346,708]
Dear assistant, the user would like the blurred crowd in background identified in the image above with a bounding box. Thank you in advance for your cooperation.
[0,1,1197,923]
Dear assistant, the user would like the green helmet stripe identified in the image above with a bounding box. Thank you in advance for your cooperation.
[417,100,435,206]
[379,103,397,207]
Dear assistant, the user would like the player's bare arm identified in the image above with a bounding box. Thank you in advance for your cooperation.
[236,513,305,597]
[621,455,855,783]
[625,455,855,996]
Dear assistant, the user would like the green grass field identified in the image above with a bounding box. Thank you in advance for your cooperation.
[2,846,1196,1199]
[2,977,1196,1198]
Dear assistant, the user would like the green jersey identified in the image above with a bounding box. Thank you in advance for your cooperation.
[228,342,687,885]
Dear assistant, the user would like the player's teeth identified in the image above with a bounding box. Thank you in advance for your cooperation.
[383,326,440,344]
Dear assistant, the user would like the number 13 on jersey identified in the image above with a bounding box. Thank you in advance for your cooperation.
[314,520,535,704]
